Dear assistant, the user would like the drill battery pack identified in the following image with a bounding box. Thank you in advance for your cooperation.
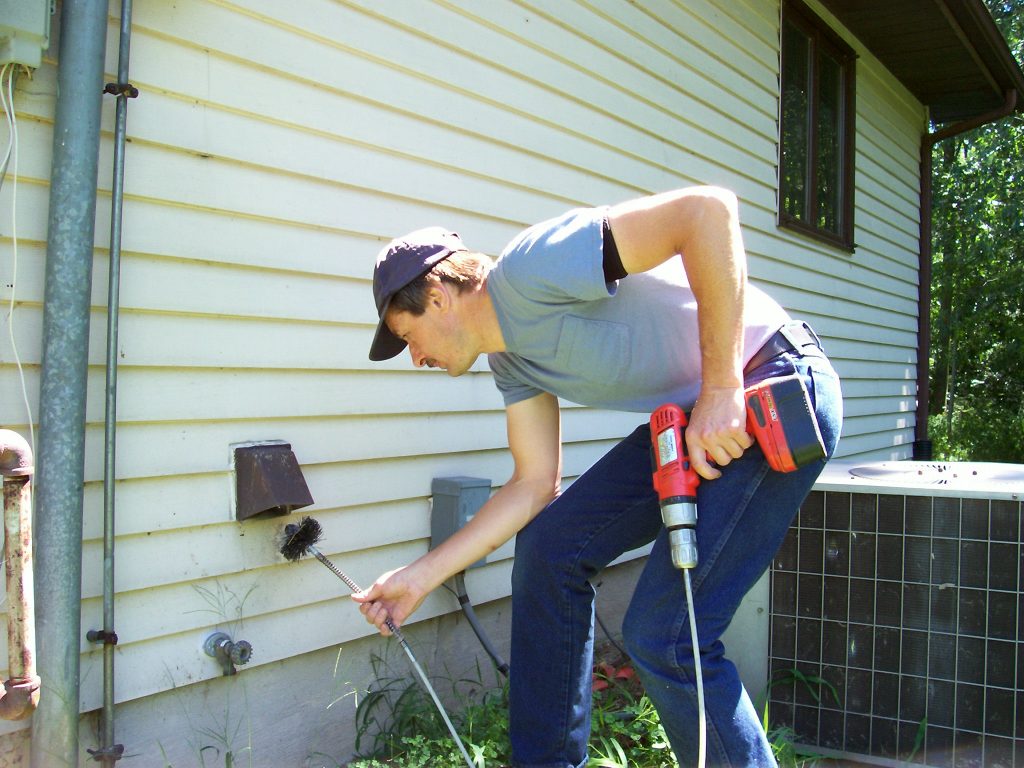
[745,373,826,473]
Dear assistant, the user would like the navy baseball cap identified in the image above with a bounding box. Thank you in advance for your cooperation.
[369,226,469,361]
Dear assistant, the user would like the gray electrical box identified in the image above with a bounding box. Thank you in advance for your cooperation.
[431,476,491,568]
[1,0,54,69]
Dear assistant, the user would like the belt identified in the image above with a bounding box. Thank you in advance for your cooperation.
[744,321,824,374]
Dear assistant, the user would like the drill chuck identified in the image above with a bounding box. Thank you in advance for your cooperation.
[661,500,698,569]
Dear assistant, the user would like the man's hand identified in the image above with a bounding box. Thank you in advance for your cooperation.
[352,565,428,637]
[686,385,754,479]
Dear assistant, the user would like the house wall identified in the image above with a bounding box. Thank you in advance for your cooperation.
[0,0,925,763]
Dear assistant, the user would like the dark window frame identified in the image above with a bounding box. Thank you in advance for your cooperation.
[779,0,857,251]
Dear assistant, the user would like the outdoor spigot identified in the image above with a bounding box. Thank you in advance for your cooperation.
[203,631,253,676]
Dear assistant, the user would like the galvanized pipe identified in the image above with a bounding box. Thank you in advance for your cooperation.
[32,1,110,766]
[0,429,40,721]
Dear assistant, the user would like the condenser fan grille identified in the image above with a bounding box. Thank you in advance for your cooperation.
[848,461,1024,490]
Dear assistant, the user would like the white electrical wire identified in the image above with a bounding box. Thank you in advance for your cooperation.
[1,62,36,453]
[683,569,706,768]
[1,68,14,187]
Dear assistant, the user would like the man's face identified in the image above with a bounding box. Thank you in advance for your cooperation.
[385,298,477,377]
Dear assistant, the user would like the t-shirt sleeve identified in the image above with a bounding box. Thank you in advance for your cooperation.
[497,205,615,303]
[488,352,544,406]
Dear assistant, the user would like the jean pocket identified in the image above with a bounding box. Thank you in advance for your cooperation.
[808,365,843,456]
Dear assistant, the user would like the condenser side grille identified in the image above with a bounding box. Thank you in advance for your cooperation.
[768,489,1022,768]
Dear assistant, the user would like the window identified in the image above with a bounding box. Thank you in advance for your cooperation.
[779,0,856,250]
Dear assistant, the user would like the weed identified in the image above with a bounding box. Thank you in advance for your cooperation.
[588,659,677,768]
[343,648,861,768]
[348,645,506,766]
[758,668,840,768]
[345,647,680,768]
[157,579,260,767]
[157,671,254,768]
[188,581,258,638]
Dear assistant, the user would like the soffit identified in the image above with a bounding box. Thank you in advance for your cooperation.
[818,0,1024,123]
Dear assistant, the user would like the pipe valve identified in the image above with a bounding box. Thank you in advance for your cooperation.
[203,631,253,676]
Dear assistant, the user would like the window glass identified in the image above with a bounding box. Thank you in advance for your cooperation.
[781,20,810,222]
[779,0,855,251]
[816,51,842,233]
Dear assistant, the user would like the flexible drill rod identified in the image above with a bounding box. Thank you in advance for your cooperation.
[304,545,474,768]
[682,569,706,768]
[650,404,707,768]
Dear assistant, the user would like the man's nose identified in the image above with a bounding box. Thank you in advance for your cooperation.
[408,343,426,368]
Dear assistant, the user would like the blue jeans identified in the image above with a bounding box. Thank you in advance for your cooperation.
[509,351,843,768]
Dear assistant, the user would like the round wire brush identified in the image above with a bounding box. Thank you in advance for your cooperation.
[279,516,324,561]
[278,516,362,594]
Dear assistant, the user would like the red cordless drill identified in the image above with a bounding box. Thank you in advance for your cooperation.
[744,373,826,473]
[650,403,699,570]
[650,374,826,570]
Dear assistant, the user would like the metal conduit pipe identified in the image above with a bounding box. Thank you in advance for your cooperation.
[85,0,136,763]
[0,430,40,721]
[32,1,110,766]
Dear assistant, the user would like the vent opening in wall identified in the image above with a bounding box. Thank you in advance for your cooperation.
[768,460,1024,768]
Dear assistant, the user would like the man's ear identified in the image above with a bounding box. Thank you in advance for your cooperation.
[426,283,450,311]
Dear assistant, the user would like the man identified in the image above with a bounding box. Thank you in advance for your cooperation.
[355,186,843,768]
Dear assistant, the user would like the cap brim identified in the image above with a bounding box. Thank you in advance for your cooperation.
[368,299,407,361]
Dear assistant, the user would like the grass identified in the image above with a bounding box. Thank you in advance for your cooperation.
[342,645,837,768]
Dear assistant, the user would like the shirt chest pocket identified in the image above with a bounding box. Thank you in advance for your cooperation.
[556,315,632,384]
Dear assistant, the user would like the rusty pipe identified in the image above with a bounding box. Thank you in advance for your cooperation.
[0,432,32,478]
[0,429,40,720]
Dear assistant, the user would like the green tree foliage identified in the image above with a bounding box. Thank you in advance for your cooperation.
[929,0,1024,462]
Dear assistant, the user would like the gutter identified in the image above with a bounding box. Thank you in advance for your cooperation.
[914,88,1018,459]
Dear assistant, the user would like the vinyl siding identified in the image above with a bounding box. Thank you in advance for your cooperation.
[0,0,924,744]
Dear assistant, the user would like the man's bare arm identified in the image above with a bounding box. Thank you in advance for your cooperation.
[607,186,752,479]
[354,392,562,634]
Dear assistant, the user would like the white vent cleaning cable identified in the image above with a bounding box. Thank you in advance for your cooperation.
[1,62,36,453]
[683,569,706,768]
[279,517,475,768]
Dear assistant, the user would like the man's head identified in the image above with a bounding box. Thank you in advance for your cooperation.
[369,227,489,362]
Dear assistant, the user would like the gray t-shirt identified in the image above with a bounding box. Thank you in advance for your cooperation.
[486,205,789,413]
